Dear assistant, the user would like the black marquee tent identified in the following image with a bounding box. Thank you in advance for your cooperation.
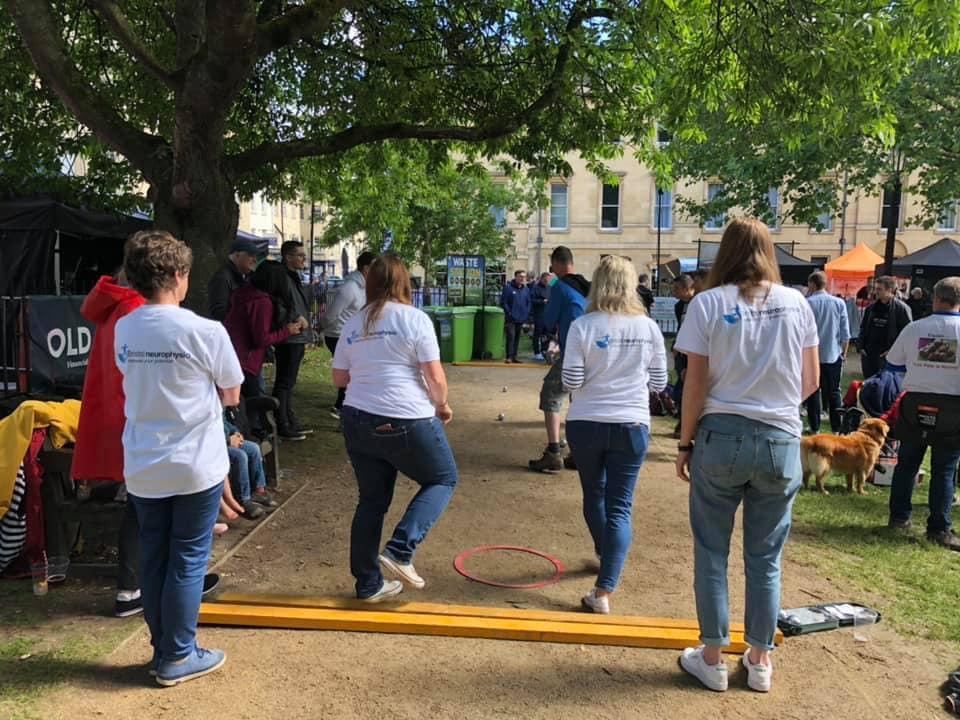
[0,195,151,297]
[696,241,821,285]
[875,237,960,283]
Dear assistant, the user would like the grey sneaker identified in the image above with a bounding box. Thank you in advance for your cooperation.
[887,518,911,531]
[927,530,960,552]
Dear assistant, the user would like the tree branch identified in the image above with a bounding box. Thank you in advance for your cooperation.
[232,2,605,174]
[86,0,180,89]
[7,0,168,176]
[255,0,355,58]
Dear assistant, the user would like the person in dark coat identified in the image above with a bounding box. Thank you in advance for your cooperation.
[636,273,655,313]
[273,241,314,439]
[530,272,552,361]
[207,239,261,321]
[501,270,531,363]
[907,287,932,320]
[858,276,912,379]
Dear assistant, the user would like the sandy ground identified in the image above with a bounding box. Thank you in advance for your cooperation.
[37,366,955,719]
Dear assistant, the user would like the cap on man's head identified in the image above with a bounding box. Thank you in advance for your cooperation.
[230,238,261,256]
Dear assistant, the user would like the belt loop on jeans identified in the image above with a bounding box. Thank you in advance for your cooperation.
[704,430,711,444]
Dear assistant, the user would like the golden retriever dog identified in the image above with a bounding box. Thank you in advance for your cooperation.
[800,418,890,495]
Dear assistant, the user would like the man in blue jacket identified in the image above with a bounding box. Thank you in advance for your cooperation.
[530,272,552,361]
[530,246,590,472]
[501,270,531,363]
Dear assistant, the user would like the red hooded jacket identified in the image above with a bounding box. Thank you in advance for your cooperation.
[224,284,292,377]
[71,276,144,482]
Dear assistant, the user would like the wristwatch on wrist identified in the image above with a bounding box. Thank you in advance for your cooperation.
[677,443,694,452]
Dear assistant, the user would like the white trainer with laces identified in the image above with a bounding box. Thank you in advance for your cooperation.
[742,651,772,692]
[361,580,403,603]
[680,646,729,692]
[379,554,425,589]
[580,588,610,614]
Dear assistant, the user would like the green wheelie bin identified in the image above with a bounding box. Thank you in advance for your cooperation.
[436,307,476,362]
[473,306,505,360]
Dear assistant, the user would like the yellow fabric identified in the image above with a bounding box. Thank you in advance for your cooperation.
[0,399,81,514]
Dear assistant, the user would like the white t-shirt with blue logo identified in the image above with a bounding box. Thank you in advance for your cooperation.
[333,302,440,419]
[562,311,668,425]
[115,304,244,498]
[675,283,818,436]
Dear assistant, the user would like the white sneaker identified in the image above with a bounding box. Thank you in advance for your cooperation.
[742,651,772,692]
[580,588,610,614]
[533,354,545,361]
[680,646,728,692]
[379,554,425,589]
[361,580,403,603]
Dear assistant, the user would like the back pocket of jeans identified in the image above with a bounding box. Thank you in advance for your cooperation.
[696,431,742,479]
[369,424,409,452]
[765,438,801,487]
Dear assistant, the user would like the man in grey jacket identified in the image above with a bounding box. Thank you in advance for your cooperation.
[323,251,376,418]
[274,241,314,440]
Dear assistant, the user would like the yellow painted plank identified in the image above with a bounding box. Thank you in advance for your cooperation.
[199,602,751,653]
[213,592,782,644]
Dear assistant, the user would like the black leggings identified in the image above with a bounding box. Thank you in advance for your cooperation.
[325,336,346,410]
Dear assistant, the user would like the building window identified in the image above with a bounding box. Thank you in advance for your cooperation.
[937,200,958,231]
[652,187,673,230]
[765,187,781,229]
[705,183,725,230]
[549,183,568,230]
[881,185,903,230]
[490,206,507,228]
[656,125,672,147]
[601,182,620,229]
[300,205,305,220]
[813,210,834,232]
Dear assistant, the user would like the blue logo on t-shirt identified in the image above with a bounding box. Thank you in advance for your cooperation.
[118,343,129,364]
[596,334,611,349]
[722,306,742,325]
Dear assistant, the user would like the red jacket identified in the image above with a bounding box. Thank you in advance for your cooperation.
[224,284,292,376]
[71,276,144,482]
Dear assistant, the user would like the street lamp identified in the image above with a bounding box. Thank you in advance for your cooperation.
[655,187,663,293]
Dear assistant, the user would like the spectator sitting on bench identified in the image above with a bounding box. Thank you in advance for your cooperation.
[225,410,277,521]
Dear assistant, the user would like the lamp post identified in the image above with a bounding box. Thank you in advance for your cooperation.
[655,187,663,293]
[535,206,543,277]
[838,169,849,256]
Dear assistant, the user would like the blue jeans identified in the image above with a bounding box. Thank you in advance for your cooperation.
[804,357,844,433]
[689,414,802,650]
[341,406,459,599]
[566,420,650,592]
[228,441,267,502]
[129,483,221,662]
[889,433,960,535]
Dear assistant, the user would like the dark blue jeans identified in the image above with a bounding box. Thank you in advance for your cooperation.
[129,483,221,661]
[342,406,459,599]
[505,321,523,360]
[566,420,650,592]
[889,434,960,535]
[804,357,844,433]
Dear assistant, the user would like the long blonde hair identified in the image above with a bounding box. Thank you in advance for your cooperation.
[587,255,645,316]
[707,218,781,295]
[363,253,410,335]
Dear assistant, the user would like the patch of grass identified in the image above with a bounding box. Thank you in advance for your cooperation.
[791,484,960,645]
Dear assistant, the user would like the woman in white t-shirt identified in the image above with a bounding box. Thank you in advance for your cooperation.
[115,231,244,687]
[332,254,458,602]
[674,219,819,693]
[562,255,668,614]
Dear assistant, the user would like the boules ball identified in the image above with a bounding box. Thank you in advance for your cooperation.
[497,413,505,421]
[501,386,508,393]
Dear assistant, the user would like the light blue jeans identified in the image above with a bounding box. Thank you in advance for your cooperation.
[689,413,802,650]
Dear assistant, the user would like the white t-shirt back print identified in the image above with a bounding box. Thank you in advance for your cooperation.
[115,304,243,498]
[562,312,668,425]
[675,283,818,436]
[886,312,960,395]
[333,302,440,419]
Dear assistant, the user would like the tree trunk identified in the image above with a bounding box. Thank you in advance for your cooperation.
[152,172,240,315]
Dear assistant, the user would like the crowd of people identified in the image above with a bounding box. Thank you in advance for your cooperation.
[67,216,960,693]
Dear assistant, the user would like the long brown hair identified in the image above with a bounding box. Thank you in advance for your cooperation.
[363,253,411,335]
[706,218,781,294]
